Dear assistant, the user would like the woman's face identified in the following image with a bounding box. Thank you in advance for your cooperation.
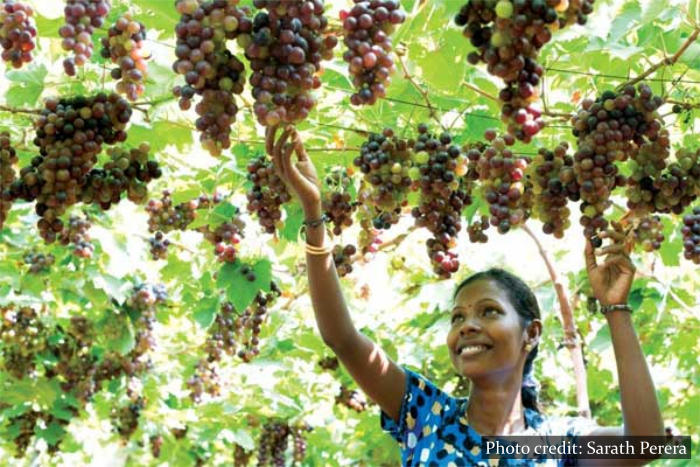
[446,279,536,379]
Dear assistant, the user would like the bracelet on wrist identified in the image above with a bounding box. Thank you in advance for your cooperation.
[302,213,328,228]
[600,303,632,314]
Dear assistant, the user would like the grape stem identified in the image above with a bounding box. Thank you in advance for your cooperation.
[0,105,42,115]
[395,45,445,131]
[461,81,498,102]
[522,222,591,418]
[665,98,700,109]
[619,26,700,89]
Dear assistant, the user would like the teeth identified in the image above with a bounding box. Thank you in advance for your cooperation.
[459,345,488,356]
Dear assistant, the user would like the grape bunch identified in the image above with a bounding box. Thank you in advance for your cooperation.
[335,385,367,412]
[60,0,111,76]
[318,355,339,371]
[58,215,94,258]
[47,315,99,401]
[682,206,700,264]
[111,396,145,440]
[199,213,245,262]
[187,359,221,402]
[235,286,280,362]
[246,0,337,126]
[410,124,472,277]
[528,142,578,238]
[150,435,163,459]
[100,13,148,101]
[84,144,161,210]
[256,421,291,466]
[455,0,595,141]
[571,85,665,238]
[627,146,699,216]
[355,194,384,255]
[471,130,532,235]
[467,214,490,243]
[0,0,36,69]
[322,167,357,235]
[23,251,55,273]
[8,93,132,243]
[631,215,665,252]
[353,127,414,231]
[146,191,199,233]
[332,243,357,277]
[291,423,312,464]
[0,305,47,379]
[0,131,17,229]
[148,231,170,260]
[173,0,252,156]
[340,0,406,105]
[246,154,291,234]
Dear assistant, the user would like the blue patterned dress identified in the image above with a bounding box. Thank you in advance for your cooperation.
[380,368,599,466]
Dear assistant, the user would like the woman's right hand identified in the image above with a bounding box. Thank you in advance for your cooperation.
[267,125,322,216]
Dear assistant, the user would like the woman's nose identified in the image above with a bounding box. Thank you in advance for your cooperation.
[459,317,481,336]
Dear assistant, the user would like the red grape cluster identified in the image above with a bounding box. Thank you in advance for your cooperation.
[571,85,665,238]
[60,0,111,76]
[187,359,221,402]
[146,190,199,233]
[100,13,148,101]
[353,128,414,231]
[256,421,291,466]
[410,124,472,277]
[246,0,337,126]
[332,243,357,277]
[471,130,532,235]
[0,1,36,69]
[355,195,383,255]
[246,155,291,234]
[682,206,700,264]
[529,142,578,238]
[467,214,490,243]
[173,0,252,156]
[5,94,132,243]
[23,251,55,273]
[322,167,357,235]
[340,0,406,105]
[148,231,170,260]
[199,214,245,262]
[58,215,94,258]
[455,0,595,141]
[627,146,699,216]
[291,423,312,464]
[0,131,17,229]
[335,385,367,412]
[631,215,665,252]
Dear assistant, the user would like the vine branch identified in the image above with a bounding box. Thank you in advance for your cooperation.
[620,27,700,89]
[395,45,444,130]
[522,223,591,418]
[460,80,499,102]
[0,105,42,115]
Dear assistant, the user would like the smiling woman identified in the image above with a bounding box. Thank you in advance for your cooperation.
[268,125,665,467]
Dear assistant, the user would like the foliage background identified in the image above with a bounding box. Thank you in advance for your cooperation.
[0,0,698,465]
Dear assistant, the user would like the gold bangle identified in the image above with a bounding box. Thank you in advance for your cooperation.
[305,243,333,255]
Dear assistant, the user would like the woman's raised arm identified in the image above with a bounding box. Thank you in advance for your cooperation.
[268,126,406,423]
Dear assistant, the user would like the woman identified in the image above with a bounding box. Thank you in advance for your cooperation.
[265,126,663,466]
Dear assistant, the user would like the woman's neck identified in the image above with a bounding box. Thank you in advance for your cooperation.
[466,377,527,436]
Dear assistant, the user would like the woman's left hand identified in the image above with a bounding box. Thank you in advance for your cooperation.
[584,223,636,306]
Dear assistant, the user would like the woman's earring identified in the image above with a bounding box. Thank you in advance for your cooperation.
[524,343,532,352]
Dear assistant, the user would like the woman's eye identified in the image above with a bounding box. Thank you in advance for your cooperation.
[483,307,499,316]
[451,314,463,324]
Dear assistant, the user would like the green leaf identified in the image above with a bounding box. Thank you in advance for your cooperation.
[5,64,48,107]
[609,2,641,43]
[99,312,135,356]
[217,259,272,312]
[193,295,221,329]
[280,203,304,242]
[35,421,66,446]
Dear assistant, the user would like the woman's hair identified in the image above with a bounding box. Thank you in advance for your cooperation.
[453,268,542,413]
